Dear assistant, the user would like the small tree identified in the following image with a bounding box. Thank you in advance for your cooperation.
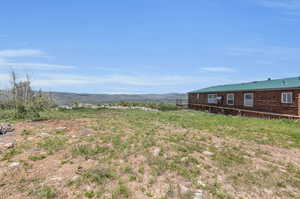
[2,71,56,119]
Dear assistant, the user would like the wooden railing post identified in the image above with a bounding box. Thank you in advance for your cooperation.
[188,103,300,120]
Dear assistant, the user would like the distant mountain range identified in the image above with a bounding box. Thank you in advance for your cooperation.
[48,92,187,105]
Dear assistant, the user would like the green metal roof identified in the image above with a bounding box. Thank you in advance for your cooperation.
[189,77,300,93]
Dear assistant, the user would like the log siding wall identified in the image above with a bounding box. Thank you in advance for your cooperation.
[299,92,300,116]
[188,89,300,116]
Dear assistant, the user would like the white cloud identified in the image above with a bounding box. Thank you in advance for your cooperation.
[28,73,224,88]
[227,46,300,57]
[0,49,75,70]
[0,61,76,70]
[0,70,243,94]
[0,49,45,57]
[31,74,188,87]
[201,67,235,73]
[258,0,300,10]
[227,46,300,67]
[255,0,300,18]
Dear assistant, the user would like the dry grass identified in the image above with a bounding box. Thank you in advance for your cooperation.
[1,109,300,198]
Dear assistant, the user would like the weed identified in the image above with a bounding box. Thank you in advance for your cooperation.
[28,154,47,161]
[3,108,300,198]
[138,167,145,174]
[84,191,95,198]
[212,148,247,170]
[123,166,133,174]
[205,183,232,199]
[55,130,67,135]
[129,175,137,181]
[81,168,115,185]
[21,129,33,135]
[286,163,300,188]
[72,144,109,159]
[36,185,57,199]
[38,137,66,153]
[112,183,130,198]
[1,148,20,161]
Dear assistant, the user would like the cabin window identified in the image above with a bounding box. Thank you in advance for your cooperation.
[227,93,234,105]
[208,94,217,104]
[197,93,200,100]
[281,92,293,104]
[244,93,253,107]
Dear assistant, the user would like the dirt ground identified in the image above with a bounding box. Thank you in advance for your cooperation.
[1,115,300,199]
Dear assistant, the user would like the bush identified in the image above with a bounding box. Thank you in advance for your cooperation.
[14,102,41,120]
[145,102,159,109]
[119,101,130,107]
[157,104,180,111]
[0,72,56,121]
[144,102,180,111]
[117,101,180,111]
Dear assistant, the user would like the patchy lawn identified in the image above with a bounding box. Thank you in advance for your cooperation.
[1,109,300,199]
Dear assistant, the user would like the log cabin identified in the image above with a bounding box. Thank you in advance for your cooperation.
[188,77,300,118]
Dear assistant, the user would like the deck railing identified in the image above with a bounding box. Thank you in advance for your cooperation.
[188,103,300,120]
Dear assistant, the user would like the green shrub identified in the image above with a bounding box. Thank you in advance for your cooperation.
[157,104,179,111]
[36,185,57,199]
[13,102,41,120]
[119,101,130,107]
[146,102,159,109]
[84,191,95,198]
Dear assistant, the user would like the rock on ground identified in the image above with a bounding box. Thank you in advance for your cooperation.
[202,151,214,156]
[9,162,21,168]
[194,189,204,199]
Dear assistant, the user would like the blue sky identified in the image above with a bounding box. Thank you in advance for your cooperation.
[0,0,299,94]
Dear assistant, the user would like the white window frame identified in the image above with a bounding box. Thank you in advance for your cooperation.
[227,93,235,105]
[244,93,254,107]
[208,94,218,104]
[281,92,293,104]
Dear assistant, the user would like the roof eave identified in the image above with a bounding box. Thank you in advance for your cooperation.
[188,87,300,94]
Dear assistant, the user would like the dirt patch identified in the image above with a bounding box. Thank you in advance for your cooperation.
[1,116,300,199]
